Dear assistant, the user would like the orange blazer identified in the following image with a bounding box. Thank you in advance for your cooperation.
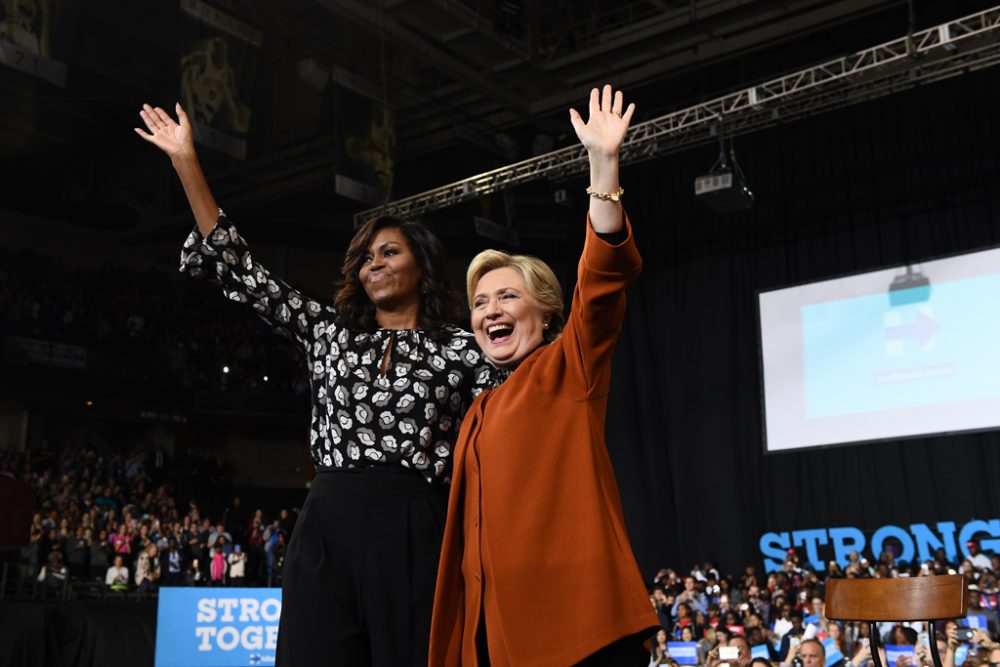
[429,216,658,666]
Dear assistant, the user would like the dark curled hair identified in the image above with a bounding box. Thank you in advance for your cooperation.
[333,215,461,340]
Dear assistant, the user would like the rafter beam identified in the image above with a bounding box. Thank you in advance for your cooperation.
[353,5,1000,226]
[314,0,532,115]
[529,0,899,115]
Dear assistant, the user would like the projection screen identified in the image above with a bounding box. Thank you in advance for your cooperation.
[758,246,1000,453]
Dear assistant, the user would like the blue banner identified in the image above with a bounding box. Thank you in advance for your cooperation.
[884,645,916,667]
[822,638,845,667]
[752,644,771,660]
[961,615,987,629]
[667,642,699,665]
[155,587,281,667]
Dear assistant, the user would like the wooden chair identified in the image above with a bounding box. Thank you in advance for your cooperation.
[826,575,967,667]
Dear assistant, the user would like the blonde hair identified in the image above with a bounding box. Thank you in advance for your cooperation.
[466,250,565,342]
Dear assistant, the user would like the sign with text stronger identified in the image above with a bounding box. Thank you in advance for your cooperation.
[155,587,281,667]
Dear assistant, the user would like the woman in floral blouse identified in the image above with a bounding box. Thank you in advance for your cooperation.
[137,102,490,667]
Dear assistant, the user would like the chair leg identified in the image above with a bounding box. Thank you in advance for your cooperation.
[870,622,885,667]
[928,621,943,667]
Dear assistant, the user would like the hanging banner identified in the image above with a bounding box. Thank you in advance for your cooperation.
[179,0,261,160]
[0,0,78,86]
[327,74,396,203]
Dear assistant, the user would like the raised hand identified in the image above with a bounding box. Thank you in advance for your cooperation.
[134,102,218,236]
[569,84,636,159]
[946,626,958,650]
[135,103,196,162]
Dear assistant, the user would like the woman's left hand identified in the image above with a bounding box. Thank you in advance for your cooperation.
[569,84,635,160]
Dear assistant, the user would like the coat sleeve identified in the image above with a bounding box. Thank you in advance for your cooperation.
[557,213,642,397]
[179,212,337,352]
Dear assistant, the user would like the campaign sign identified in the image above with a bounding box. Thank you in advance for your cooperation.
[955,645,970,665]
[752,644,771,660]
[155,587,282,667]
[822,638,845,667]
[804,614,821,625]
[884,645,916,667]
[961,615,987,629]
[668,642,699,665]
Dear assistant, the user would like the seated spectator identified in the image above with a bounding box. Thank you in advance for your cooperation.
[106,554,130,591]
[207,523,232,551]
[110,523,132,562]
[652,628,672,665]
[651,587,674,631]
[889,625,918,646]
[135,543,161,594]
[184,558,204,587]
[786,637,825,667]
[209,544,227,587]
[67,526,90,579]
[827,621,848,666]
[36,550,69,596]
[162,539,183,586]
[729,635,753,667]
[227,544,247,587]
[775,610,805,662]
[674,575,710,618]
[969,541,993,571]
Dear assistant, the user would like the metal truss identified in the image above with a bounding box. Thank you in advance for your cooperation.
[355,5,1000,226]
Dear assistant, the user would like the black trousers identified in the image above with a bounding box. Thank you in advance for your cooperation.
[275,467,448,667]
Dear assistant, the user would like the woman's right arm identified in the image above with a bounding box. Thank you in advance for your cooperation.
[136,103,335,347]
[136,103,218,238]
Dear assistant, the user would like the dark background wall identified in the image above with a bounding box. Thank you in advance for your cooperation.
[601,65,1000,577]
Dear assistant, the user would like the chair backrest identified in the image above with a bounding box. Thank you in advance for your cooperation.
[826,574,967,621]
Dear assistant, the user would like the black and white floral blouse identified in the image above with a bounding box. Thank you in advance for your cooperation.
[179,213,493,484]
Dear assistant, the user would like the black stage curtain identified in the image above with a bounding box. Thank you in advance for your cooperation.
[603,67,1000,578]
[0,601,156,667]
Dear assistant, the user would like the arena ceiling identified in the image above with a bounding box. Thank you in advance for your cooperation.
[0,0,992,243]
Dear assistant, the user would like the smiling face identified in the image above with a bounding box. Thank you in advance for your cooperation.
[359,227,423,314]
[472,266,547,368]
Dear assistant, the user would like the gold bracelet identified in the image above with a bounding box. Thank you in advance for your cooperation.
[586,185,624,202]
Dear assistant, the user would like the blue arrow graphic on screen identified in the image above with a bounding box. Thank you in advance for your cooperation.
[885,310,939,348]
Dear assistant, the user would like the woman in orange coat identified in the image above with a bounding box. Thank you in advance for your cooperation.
[429,85,659,666]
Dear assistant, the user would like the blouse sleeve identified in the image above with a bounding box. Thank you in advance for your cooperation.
[179,212,336,350]
[558,213,642,397]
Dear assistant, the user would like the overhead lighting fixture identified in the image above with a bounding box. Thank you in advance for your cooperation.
[694,121,754,213]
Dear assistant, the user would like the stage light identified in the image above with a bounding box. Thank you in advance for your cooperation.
[888,265,931,306]
[86,400,94,407]
[223,366,230,374]
[695,122,754,213]
[263,375,269,382]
